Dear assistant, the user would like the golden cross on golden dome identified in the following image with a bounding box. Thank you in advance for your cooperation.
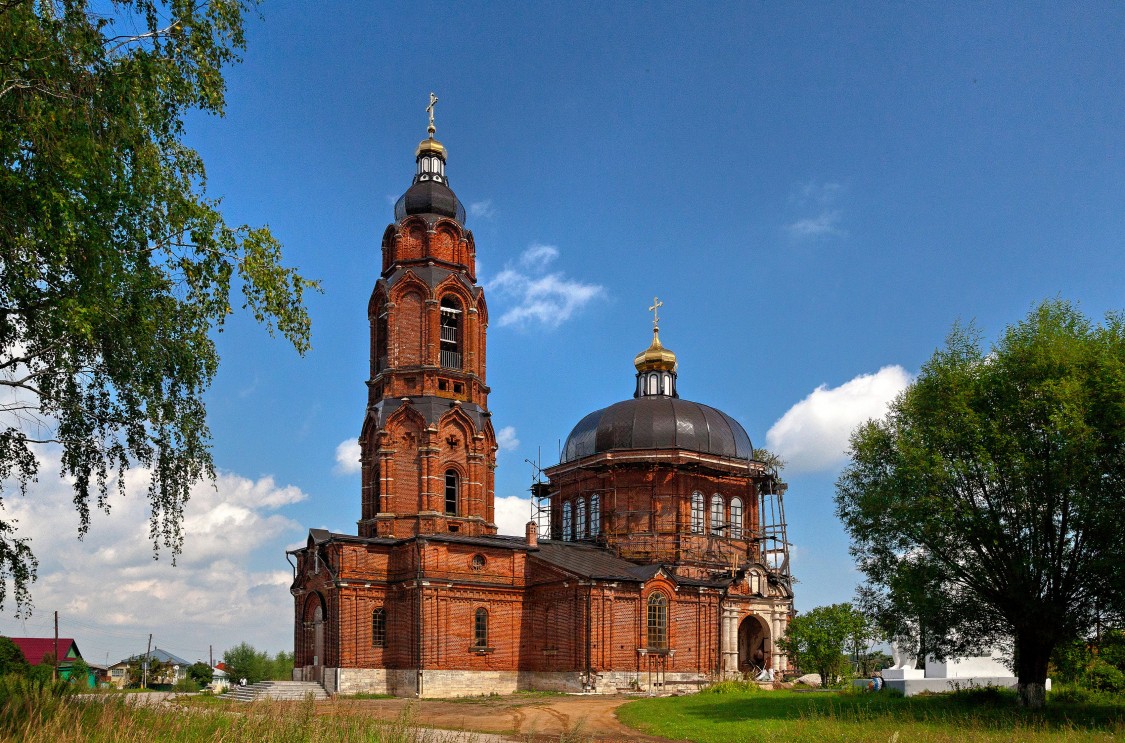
[426,92,438,137]
[648,296,663,331]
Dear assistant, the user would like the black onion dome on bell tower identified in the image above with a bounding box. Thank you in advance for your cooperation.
[394,93,467,224]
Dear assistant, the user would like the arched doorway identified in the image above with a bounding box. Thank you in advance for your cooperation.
[301,592,327,683]
[738,615,771,677]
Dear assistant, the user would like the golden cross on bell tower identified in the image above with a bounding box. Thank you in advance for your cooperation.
[648,296,663,331]
[426,92,438,138]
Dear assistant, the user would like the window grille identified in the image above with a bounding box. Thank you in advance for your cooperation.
[590,493,601,536]
[710,494,724,535]
[691,491,704,534]
[647,593,668,649]
[372,608,386,647]
[729,497,743,539]
[562,501,572,541]
[473,608,488,648]
[576,497,587,540]
[445,470,459,515]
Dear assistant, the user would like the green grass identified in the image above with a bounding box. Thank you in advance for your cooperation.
[616,686,1125,742]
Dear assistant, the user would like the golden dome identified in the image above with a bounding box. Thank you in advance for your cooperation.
[634,327,678,372]
[416,136,447,159]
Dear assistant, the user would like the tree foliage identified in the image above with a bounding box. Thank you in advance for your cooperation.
[836,299,1125,707]
[221,642,290,685]
[779,603,865,687]
[0,1,316,612]
[0,637,28,676]
[187,660,212,687]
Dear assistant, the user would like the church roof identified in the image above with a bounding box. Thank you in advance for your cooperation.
[561,395,754,463]
[532,541,732,587]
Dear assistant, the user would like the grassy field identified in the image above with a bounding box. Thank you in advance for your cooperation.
[0,678,479,743]
[616,685,1125,743]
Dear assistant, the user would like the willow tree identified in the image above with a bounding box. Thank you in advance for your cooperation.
[836,300,1125,707]
[0,1,316,611]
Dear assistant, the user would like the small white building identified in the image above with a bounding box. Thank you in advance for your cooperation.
[210,665,230,692]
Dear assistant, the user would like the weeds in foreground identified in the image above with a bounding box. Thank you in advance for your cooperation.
[0,679,486,743]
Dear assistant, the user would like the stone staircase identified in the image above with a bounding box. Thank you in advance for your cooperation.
[226,680,329,702]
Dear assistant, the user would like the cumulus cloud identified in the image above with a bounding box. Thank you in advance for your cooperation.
[334,438,361,475]
[469,199,495,219]
[493,495,532,536]
[766,365,913,473]
[0,445,309,661]
[488,244,604,328]
[786,180,846,239]
[496,426,520,452]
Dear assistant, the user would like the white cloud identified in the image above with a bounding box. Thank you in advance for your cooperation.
[0,445,309,662]
[518,243,558,270]
[333,438,361,475]
[766,365,913,474]
[488,244,604,328]
[787,180,846,239]
[788,210,843,238]
[496,426,520,452]
[493,495,532,536]
[469,199,495,219]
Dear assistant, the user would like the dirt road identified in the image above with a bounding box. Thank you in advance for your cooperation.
[319,694,682,742]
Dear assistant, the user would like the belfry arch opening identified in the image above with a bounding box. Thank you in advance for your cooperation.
[439,296,462,369]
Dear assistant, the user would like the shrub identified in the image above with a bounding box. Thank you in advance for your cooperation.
[172,678,200,693]
[1084,660,1125,693]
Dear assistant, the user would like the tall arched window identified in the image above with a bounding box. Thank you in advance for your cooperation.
[576,497,587,540]
[647,593,668,649]
[439,296,462,369]
[691,491,705,534]
[375,305,388,372]
[372,607,386,647]
[562,501,572,541]
[710,494,725,535]
[444,469,459,515]
[590,493,601,537]
[473,607,488,648]
[729,497,743,539]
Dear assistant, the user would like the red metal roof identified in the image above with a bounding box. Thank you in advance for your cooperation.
[6,637,81,666]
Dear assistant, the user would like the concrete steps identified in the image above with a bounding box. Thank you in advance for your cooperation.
[226,680,329,702]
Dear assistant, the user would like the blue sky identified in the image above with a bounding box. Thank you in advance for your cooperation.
[3,1,1124,665]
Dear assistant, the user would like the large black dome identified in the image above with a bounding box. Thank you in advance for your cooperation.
[394,180,466,224]
[561,396,754,463]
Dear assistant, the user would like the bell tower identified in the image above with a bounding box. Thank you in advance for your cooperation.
[358,95,497,539]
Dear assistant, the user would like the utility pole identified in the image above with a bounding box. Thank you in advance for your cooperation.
[53,611,59,682]
[144,633,153,689]
[209,645,213,669]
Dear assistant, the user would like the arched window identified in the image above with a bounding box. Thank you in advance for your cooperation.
[562,501,572,541]
[444,469,459,515]
[576,497,587,540]
[473,607,488,648]
[710,494,724,535]
[372,607,386,647]
[691,491,705,534]
[439,296,462,369]
[729,497,743,539]
[647,593,668,649]
[374,303,388,373]
[590,493,601,537]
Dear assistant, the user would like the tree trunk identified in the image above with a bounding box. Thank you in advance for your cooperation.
[1015,632,1052,708]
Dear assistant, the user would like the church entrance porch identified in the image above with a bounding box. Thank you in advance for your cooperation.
[738,615,771,678]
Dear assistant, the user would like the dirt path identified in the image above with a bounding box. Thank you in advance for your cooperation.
[318,694,683,742]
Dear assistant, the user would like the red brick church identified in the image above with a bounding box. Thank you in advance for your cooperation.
[289,109,794,696]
